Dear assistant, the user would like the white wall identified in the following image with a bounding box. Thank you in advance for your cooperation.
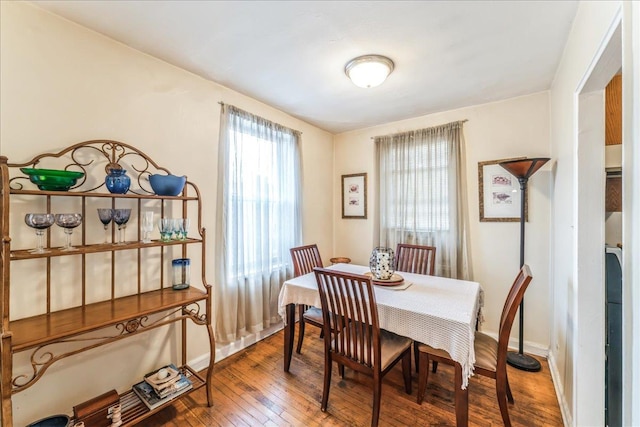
[548,0,640,425]
[333,92,552,355]
[0,2,333,425]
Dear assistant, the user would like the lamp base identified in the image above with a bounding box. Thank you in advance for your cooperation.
[506,351,541,372]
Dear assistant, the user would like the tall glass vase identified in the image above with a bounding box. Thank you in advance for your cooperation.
[369,247,395,280]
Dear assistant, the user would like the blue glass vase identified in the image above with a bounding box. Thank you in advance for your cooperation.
[105,168,131,194]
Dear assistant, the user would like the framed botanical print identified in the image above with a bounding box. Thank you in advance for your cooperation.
[478,158,527,222]
[341,173,367,219]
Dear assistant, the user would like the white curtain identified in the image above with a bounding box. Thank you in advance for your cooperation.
[215,104,302,343]
[375,121,471,279]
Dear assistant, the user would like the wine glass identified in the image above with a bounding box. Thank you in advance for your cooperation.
[141,211,154,243]
[24,213,55,253]
[54,213,83,251]
[113,208,132,244]
[97,208,114,244]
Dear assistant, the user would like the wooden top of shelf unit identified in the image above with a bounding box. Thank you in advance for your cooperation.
[9,287,208,351]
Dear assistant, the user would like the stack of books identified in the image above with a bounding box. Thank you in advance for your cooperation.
[132,364,193,410]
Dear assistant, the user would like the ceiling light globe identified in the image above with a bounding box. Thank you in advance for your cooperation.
[345,55,394,88]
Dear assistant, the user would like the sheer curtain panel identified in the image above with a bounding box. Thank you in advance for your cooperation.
[215,104,302,343]
[375,121,471,279]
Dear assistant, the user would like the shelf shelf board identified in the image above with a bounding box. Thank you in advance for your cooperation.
[9,287,208,352]
[10,188,198,201]
[10,238,202,260]
[119,365,205,426]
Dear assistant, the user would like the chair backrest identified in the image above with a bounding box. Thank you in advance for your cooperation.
[290,244,323,277]
[395,243,436,276]
[314,267,380,369]
[496,265,533,366]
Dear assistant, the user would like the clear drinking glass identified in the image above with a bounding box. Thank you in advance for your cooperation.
[97,208,114,244]
[180,218,190,240]
[54,213,83,251]
[141,211,154,243]
[113,208,131,244]
[172,218,182,240]
[159,218,173,242]
[24,213,55,253]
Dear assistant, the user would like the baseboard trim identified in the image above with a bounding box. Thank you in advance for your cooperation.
[188,322,285,372]
[547,351,572,427]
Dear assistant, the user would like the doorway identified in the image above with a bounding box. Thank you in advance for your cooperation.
[574,18,621,427]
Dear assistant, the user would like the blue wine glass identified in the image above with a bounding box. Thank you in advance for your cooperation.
[113,208,132,244]
[97,208,114,244]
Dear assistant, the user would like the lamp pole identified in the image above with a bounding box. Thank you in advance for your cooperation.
[499,157,550,372]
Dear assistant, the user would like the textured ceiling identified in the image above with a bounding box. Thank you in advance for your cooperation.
[32,1,579,134]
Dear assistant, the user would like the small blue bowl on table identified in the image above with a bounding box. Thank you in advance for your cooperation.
[149,174,187,196]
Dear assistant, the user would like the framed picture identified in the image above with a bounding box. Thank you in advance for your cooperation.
[478,158,528,222]
[342,173,367,219]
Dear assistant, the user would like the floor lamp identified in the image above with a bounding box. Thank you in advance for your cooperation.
[499,157,550,372]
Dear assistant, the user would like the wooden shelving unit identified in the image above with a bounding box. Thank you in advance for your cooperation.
[0,140,215,426]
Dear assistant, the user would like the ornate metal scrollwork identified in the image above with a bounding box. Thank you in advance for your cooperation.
[10,312,180,393]
[183,302,208,325]
[6,140,180,195]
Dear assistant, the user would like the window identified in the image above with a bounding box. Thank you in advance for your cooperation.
[376,121,470,279]
[386,139,450,231]
[215,104,301,342]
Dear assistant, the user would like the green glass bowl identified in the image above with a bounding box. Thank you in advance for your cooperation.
[20,168,85,191]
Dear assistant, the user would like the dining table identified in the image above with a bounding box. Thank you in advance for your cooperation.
[277,262,484,426]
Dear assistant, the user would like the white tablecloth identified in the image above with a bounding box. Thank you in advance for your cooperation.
[277,263,483,388]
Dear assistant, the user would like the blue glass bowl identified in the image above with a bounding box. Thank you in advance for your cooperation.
[27,414,70,427]
[149,174,186,196]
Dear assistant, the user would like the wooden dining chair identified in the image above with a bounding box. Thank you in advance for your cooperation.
[289,244,324,354]
[395,243,437,372]
[416,264,533,427]
[395,243,436,276]
[314,267,412,427]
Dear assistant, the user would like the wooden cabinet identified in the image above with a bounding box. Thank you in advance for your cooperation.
[0,140,214,426]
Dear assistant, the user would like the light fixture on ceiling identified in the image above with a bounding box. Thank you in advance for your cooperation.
[345,55,394,88]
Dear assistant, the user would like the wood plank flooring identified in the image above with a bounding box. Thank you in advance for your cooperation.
[140,328,564,426]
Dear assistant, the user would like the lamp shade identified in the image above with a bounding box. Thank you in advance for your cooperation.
[499,158,550,180]
[345,55,394,88]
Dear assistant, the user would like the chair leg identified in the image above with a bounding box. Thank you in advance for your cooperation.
[496,380,512,427]
[296,305,306,354]
[402,350,412,394]
[506,375,514,403]
[414,341,420,373]
[321,357,333,412]
[339,363,345,378]
[371,375,382,427]
[417,352,430,404]
[432,361,439,373]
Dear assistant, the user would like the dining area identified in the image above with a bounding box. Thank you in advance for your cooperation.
[277,244,533,427]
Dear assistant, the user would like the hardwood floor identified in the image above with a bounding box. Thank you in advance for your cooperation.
[141,328,564,426]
